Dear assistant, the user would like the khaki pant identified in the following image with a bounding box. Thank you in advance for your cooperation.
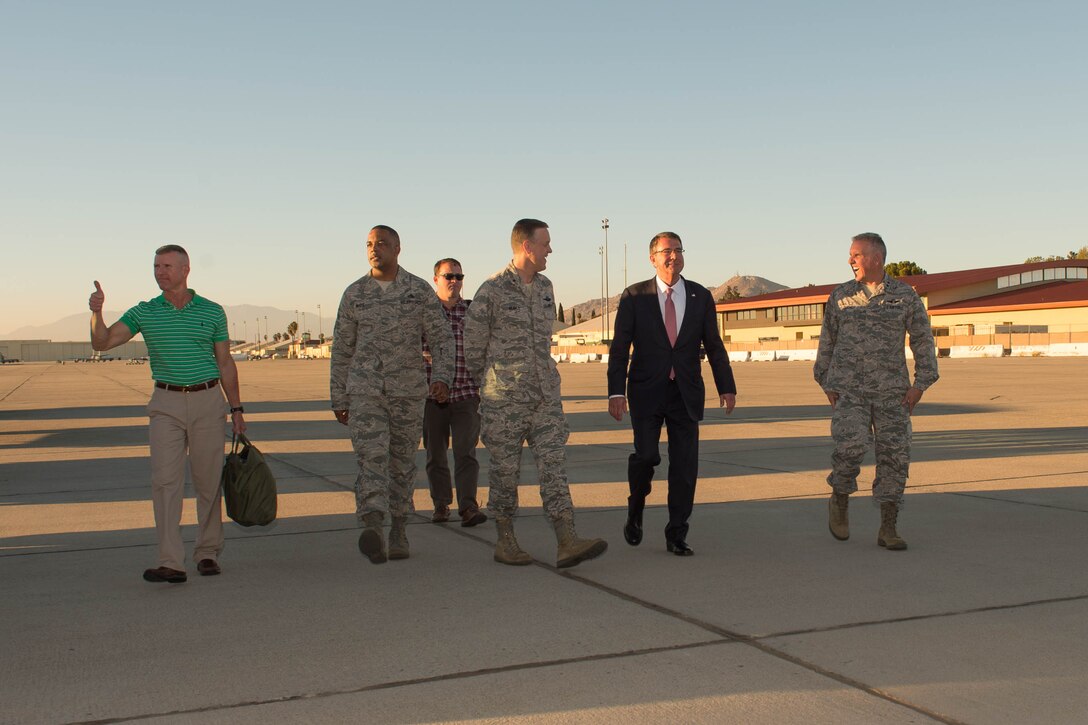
[148,385,228,570]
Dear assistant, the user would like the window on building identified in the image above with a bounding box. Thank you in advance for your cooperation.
[997,267,1077,289]
[774,303,823,321]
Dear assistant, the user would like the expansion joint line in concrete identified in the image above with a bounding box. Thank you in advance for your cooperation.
[233,438,356,492]
[0,483,148,500]
[703,460,804,474]
[901,469,1088,495]
[426,520,966,725]
[0,365,52,402]
[67,364,154,399]
[947,489,1088,514]
[557,570,966,725]
[761,592,1088,639]
[65,640,729,725]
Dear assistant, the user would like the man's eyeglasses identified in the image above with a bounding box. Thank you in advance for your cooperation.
[440,273,465,281]
[653,247,684,257]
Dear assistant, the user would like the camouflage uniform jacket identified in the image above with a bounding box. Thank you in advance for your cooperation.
[814,274,939,397]
[330,267,455,409]
[464,262,561,403]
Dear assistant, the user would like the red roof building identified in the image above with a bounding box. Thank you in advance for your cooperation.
[715,260,1088,348]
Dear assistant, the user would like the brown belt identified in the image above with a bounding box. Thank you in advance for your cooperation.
[155,378,220,393]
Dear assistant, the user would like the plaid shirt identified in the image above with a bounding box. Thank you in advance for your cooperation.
[423,299,480,402]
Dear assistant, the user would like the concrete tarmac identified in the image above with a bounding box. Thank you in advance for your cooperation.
[1,357,1086,724]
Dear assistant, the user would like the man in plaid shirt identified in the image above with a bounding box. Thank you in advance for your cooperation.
[422,258,488,527]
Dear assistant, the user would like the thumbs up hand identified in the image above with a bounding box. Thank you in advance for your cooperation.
[89,281,105,313]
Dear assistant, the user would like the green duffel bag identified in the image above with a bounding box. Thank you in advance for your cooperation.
[221,433,278,527]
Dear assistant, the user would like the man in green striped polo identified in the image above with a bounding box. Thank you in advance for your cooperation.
[89,244,246,584]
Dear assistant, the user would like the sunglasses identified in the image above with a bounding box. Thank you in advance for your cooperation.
[440,273,465,281]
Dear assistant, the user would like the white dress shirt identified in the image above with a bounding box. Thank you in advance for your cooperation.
[656,276,687,334]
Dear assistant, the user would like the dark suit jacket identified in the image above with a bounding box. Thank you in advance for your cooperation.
[607,277,736,422]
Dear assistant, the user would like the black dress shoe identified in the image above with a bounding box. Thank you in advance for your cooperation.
[197,559,221,576]
[623,513,643,546]
[143,566,187,583]
[666,540,694,556]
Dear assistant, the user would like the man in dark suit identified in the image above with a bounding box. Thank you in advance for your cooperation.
[607,231,737,556]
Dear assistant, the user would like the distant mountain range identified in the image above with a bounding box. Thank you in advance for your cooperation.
[7,278,791,341]
[2,305,327,342]
[563,275,788,325]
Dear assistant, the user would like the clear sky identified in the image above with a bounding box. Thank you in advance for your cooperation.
[3,1,1085,332]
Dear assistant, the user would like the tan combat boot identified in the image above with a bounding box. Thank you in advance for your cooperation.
[494,517,532,566]
[388,516,410,560]
[358,511,387,564]
[828,492,850,541]
[552,511,608,568]
[878,502,907,550]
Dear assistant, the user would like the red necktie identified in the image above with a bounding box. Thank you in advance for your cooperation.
[665,287,677,379]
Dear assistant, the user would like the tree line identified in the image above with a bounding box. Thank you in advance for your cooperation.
[1025,245,1088,263]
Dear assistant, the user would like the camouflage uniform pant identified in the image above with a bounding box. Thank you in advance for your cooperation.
[479,393,574,520]
[828,393,911,505]
[349,394,425,522]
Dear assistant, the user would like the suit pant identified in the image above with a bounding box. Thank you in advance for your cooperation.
[147,385,229,570]
[422,397,481,512]
[628,380,699,543]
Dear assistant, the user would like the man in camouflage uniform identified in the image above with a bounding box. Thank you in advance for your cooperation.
[464,218,607,568]
[331,225,455,564]
[814,232,939,550]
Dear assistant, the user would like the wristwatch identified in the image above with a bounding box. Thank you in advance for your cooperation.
[230,406,245,413]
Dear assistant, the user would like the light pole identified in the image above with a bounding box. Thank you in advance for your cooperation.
[598,246,606,344]
[255,317,260,351]
[302,311,307,338]
[232,322,236,344]
[602,218,610,337]
[317,304,322,339]
[243,320,247,348]
[624,241,628,289]
[264,316,268,346]
[294,310,299,341]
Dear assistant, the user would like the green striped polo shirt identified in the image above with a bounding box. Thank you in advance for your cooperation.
[120,290,228,386]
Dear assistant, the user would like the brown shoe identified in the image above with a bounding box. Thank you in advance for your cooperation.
[197,559,221,576]
[432,505,451,523]
[143,566,187,583]
[460,504,487,528]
